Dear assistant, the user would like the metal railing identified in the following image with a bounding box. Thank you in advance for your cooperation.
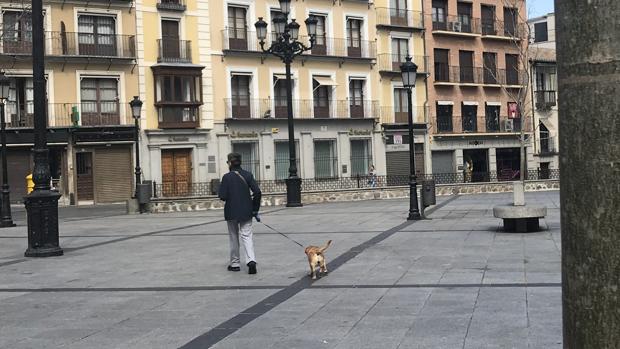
[224,98,380,119]
[152,169,560,198]
[156,104,200,128]
[540,136,557,154]
[0,30,136,58]
[377,53,428,73]
[434,115,527,134]
[535,91,557,110]
[434,65,525,86]
[481,20,525,38]
[380,106,427,124]
[432,15,482,35]
[376,7,424,28]
[157,39,192,63]
[4,102,133,128]
[157,0,186,11]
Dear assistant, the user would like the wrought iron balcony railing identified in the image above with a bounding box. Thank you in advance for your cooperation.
[157,0,186,11]
[434,65,526,86]
[432,15,482,35]
[481,20,525,39]
[380,106,428,124]
[4,102,133,128]
[224,98,380,119]
[377,53,429,73]
[156,104,200,128]
[375,7,424,29]
[157,39,192,63]
[535,90,557,110]
[434,115,527,134]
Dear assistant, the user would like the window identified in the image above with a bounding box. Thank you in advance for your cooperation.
[5,77,35,127]
[349,79,365,118]
[503,7,518,36]
[2,11,32,54]
[434,49,450,82]
[432,0,447,30]
[230,74,251,118]
[457,2,472,33]
[391,38,409,71]
[483,52,497,84]
[436,103,453,132]
[506,54,520,85]
[539,123,550,153]
[273,75,291,119]
[485,105,500,132]
[481,5,496,35]
[311,14,327,55]
[535,65,557,109]
[227,6,247,49]
[153,68,202,128]
[390,0,408,26]
[459,50,474,83]
[350,139,372,177]
[274,141,300,180]
[462,104,477,132]
[534,22,548,42]
[313,77,331,118]
[347,18,362,57]
[78,15,117,56]
[314,140,337,178]
[393,88,409,123]
[232,142,260,179]
[80,78,119,126]
[160,19,181,59]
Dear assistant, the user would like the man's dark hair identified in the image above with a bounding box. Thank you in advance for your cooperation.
[227,152,242,167]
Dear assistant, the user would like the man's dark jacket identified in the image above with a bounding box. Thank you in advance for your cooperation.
[218,167,262,221]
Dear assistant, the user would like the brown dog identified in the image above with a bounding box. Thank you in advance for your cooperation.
[304,240,332,280]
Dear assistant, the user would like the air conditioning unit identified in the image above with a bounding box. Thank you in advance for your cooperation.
[504,119,514,132]
[451,22,462,32]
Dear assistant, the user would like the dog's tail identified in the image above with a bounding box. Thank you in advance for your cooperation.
[320,240,332,253]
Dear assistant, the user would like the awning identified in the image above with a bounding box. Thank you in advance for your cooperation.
[274,74,296,80]
[486,101,502,106]
[463,101,479,106]
[231,72,253,76]
[437,101,454,105]
[313,76,337,88]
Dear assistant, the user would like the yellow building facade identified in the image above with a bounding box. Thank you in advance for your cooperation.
[1,0,139,204]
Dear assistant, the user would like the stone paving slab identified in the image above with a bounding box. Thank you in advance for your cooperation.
[0,193,562,348]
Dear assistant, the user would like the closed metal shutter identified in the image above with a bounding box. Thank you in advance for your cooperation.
[432,151,454,174]
[4,149,32,202]
[93,146,133,203]
[386,146,424,185]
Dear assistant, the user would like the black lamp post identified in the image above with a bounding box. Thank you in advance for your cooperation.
[129,96,143,199]
[400,56,422,221]
[0,72,15,228]
[25,0,63,257]
[254,0,317,207]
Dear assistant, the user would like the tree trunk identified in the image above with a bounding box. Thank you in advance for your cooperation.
[556,1,620,348]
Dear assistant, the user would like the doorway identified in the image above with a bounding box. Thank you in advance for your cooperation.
[496,147,521,181]
[76,152,94,201]
[463,149,489,182]
[161,149,192,196]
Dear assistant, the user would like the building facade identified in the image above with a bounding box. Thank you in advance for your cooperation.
[208,0,385,185]
[0,0,139,204]
[425,0,536,182]
[528,13,558,173]
[135,0,214,196]
[375,0,431,178]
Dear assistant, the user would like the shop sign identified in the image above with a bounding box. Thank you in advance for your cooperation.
[393,134,403,145]
[230,131,259,139]
[468,140,484,146]
[168,136,189,142]
[349,129,372,136]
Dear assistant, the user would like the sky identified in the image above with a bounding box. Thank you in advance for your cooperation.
[528,0,555,18]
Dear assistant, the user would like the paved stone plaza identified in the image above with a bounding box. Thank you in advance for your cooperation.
[0,191,562,349]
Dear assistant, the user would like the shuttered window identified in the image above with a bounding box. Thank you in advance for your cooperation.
[314,140,337,178]
[350,139,372,176]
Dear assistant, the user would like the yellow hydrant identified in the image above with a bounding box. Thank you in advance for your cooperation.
[26,174,34,194]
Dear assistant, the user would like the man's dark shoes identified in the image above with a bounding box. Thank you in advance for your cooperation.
[247,261,257,274]
[227,265,241,272]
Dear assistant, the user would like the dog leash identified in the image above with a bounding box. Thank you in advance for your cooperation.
[256,215,304,248]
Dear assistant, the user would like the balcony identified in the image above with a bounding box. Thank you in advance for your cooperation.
[434,65,525,87]
[540,136,557,155]
[5,102,133,128]
[157,39,192,63]
[377,54,429,74]
[376,7,424,30]
[0,31,136,59]
[224,99,380,119]
[535,90,557,110]
[156,104,200,128]
[481,20,525,40]
[221,29,376,60]
[380,106,428,124]
[157,0,186,11]
[434,115,525,134]
[432,15,481,36]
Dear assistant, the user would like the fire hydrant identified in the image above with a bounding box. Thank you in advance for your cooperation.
[26,174,34,194]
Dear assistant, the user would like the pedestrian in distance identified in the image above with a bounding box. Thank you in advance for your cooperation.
[218,153,262,274]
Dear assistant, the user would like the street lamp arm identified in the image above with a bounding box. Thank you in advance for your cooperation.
[258,37,315,63]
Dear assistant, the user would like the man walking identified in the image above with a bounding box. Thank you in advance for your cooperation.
[218,153,262,274]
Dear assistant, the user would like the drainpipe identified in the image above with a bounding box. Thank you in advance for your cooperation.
[420,0,433,175]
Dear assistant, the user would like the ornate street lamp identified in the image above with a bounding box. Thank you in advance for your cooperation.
[0,72,15,228]
[25,0,63,257]
[254,1,317,207]
[129,96,143,200]
[400,56,422,221]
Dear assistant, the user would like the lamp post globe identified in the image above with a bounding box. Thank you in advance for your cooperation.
[272,14,287,36]
[304,16,318,38]
[0,72,15,228]
[278,0,291,14]
[254,17,268,41]
[400,56,422,221]
[287,19,300,41]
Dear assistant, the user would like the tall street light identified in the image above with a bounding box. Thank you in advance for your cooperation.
[25,0,63,257]
[400,56,422,221]
[254,0,317,207]
[0,72,15,228]
[130,96,143,199]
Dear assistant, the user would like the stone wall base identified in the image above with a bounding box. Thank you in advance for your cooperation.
[150,180,560,213]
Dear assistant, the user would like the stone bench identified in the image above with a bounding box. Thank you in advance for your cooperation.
[493,205,547,233]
